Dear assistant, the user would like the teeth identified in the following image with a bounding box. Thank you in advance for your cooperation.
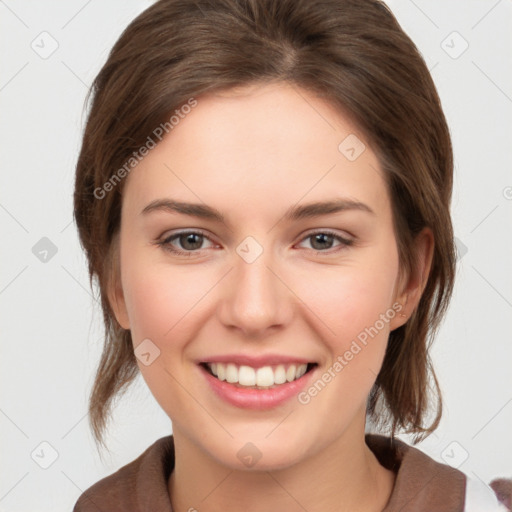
[216,363,226,381]
[273,365,287,385]
[256,366,274,387]
[239,366,256,386]
[206,362,310,388]
[226,363,238,383]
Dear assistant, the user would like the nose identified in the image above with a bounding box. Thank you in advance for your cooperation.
[218,244,294,338]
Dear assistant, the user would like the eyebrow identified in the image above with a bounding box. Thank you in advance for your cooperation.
[140,197,375,223]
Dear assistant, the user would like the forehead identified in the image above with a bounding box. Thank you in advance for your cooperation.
[122,82,390,223]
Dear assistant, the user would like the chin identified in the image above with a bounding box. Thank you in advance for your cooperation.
[201,432,313,473]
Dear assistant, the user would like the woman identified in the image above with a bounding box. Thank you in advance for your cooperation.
[72,0,510,510]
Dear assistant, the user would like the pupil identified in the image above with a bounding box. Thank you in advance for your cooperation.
[181,233,202,250]
[312,233,333,250]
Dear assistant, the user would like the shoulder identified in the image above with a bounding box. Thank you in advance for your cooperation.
[365,434,511,512]
[73,436,175,512]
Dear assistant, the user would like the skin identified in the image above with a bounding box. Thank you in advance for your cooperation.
[109,81,433,512]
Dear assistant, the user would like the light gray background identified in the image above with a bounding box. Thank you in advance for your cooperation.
[1,1,511,510]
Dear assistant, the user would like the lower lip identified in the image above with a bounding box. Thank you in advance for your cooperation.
[200,364,316,410]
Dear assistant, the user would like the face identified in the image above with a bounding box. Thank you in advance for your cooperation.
[110,82,415,470]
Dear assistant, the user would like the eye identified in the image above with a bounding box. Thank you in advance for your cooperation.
[155,228,354,257]
[156,230,215,256]
[297,230,354,254]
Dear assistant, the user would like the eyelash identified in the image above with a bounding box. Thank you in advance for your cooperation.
[155,229,354,257]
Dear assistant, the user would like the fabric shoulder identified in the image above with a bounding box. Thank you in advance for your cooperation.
[73,436,175,512]
[366,434,511,512]
[366,434,467,511]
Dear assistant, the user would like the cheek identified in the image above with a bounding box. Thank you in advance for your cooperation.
[122,237,400,349]
[119,255,210,411]
[122,263,203,346]
[291,248,400,391]
[297,256,398,339]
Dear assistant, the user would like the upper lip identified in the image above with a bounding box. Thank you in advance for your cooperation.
[199,354,316,367]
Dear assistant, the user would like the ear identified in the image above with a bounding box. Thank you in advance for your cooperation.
[106,236,131,330]
[390,227,434,330]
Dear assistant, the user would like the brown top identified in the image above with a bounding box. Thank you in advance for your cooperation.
[73,434,508,512]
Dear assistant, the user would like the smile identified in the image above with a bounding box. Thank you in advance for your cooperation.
[202,362,316,389]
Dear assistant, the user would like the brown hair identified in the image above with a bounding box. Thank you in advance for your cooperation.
[74,0,456,453]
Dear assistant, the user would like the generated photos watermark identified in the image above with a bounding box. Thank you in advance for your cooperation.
[297,302,403,405]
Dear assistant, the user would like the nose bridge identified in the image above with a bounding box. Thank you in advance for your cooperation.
[221,235,292,334]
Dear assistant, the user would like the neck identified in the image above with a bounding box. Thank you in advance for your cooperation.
[168,416,395,512]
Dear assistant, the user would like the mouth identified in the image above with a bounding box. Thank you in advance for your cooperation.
[199,361,318,390]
